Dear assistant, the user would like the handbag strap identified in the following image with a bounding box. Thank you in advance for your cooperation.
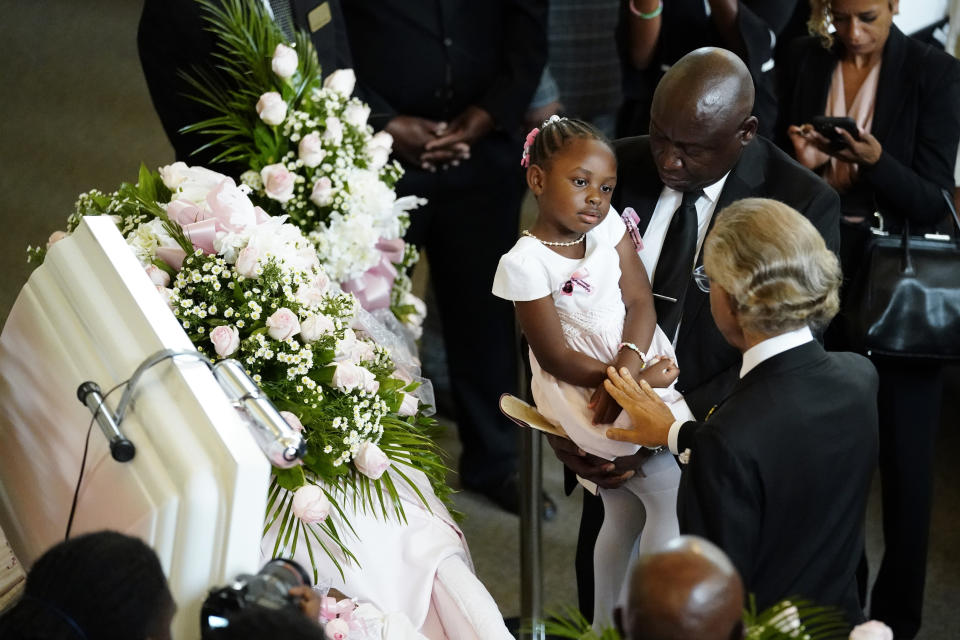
[942,188,960,236]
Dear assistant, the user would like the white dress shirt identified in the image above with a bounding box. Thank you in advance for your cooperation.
[636,172,730,285]
[667,325,815,456]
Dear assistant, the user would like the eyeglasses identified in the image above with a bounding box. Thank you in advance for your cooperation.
[693,265,710,293]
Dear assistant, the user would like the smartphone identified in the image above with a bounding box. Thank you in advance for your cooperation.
[810,115,861,149]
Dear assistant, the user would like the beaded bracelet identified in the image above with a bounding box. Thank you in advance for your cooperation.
[629,0,663,20]
[618,342,648,369]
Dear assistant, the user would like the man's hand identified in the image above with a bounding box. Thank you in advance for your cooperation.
[384,115,447,168]
[288,585,322,620]
[603,367,674,447]
[545,433,651,490]
[425,105,494,152]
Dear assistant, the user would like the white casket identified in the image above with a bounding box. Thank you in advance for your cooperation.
[0,217,270,639]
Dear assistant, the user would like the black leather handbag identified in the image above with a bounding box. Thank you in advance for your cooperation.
[845,190,960,360]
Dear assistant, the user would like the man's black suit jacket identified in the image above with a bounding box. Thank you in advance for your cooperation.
[679,341,878,623]
[611,135,841,421]
[138,0,352,167]
[775,25,960,231]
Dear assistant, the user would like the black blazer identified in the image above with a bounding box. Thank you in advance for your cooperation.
[612,135,841,419]
[138,0,352,168]
[677,341,878,624]
[776,26,960,230]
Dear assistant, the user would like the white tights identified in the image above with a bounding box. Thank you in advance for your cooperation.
[591,450,680,628]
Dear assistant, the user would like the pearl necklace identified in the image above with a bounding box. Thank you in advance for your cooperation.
[522,230,585,247]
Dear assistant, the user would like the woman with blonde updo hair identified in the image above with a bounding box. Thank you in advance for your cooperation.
[601,197,878,627]
[776,3,960,634]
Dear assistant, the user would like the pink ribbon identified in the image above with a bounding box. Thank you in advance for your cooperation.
[182,219,217,255]
[156,247,187,271]
[561,268,591,296]
[340,238,406,311]
[621,207,644,251]
[319,595,357,622]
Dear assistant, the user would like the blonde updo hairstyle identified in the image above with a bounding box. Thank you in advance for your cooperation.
[703,198,841,335]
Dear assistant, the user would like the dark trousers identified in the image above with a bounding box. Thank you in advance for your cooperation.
[868,359,943,639]
[398,133,523,488]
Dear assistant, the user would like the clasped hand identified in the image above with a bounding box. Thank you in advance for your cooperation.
[385,106,493,172]
[787,123,883,166]
[602,366,675,448]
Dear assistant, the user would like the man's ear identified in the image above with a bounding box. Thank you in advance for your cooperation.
[738,116,758,146]
[527,164,546,195]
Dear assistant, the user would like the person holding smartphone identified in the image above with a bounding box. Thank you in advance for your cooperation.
[775,2,960,638]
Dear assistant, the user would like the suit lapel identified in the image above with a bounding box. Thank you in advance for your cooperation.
[871,26,912,144]
[614,136,664,235]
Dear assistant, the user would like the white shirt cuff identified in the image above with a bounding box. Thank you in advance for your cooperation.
[667,420,684,455]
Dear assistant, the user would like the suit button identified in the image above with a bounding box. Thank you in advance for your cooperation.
[443,37,453,47]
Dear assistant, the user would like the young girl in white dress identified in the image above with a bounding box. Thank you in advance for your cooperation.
[492,117,695,626]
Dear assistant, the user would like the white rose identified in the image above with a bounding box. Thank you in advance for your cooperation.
[343,102,370,128]
[271,43,298,79]
[160,163,227,202]
[353,441,390,479]
[256,91,287,126]
[323,68,356,96]
[280,410,304,432]
[158,161,190,190]
[309,177,334,207]
[260,163,295,203]
[266,308,301,341]
[366,130,394,169]
[144,264,170,287]
[209,325,241,357]
[292,484,330,523]
[298,132,326,168]
[300,313,336,342]
[398,392,419,417]
[849,621,894,640]
[323,116,344,146]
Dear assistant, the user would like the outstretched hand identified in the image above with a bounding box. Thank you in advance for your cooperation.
[603,366,674,447]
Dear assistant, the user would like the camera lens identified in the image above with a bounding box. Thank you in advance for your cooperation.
[244,558,311,609]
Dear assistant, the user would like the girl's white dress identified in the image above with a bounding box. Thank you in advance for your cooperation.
[492,210,694,626]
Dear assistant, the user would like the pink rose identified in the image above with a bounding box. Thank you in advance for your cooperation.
[296,275,330,308]
[210,325,241,357]
[323,68,356,96]
[298,132,326,168]
[353,442,390,479]
[398,392,419,417]
[235,246,260,278]
[144,264,171,287]
[323,116,344,146]
[260,163,295,203]
[310,177,334,207]
[292,484,330,524]
[331,362,377,394]
[266,308,301,341]
[343,102,370,128]
[271,43,298,79]
[256,91,287,125]
[280,410,304,432]
[323,618,350,640]
[46,230,68,249]
[300,313,336,342]
[849,621,894,640]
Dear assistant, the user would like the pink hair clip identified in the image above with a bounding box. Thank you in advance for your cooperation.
[520,127,540,168]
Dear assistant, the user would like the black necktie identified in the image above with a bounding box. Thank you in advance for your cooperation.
[653,190,702,338]
[268,0,296,41]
